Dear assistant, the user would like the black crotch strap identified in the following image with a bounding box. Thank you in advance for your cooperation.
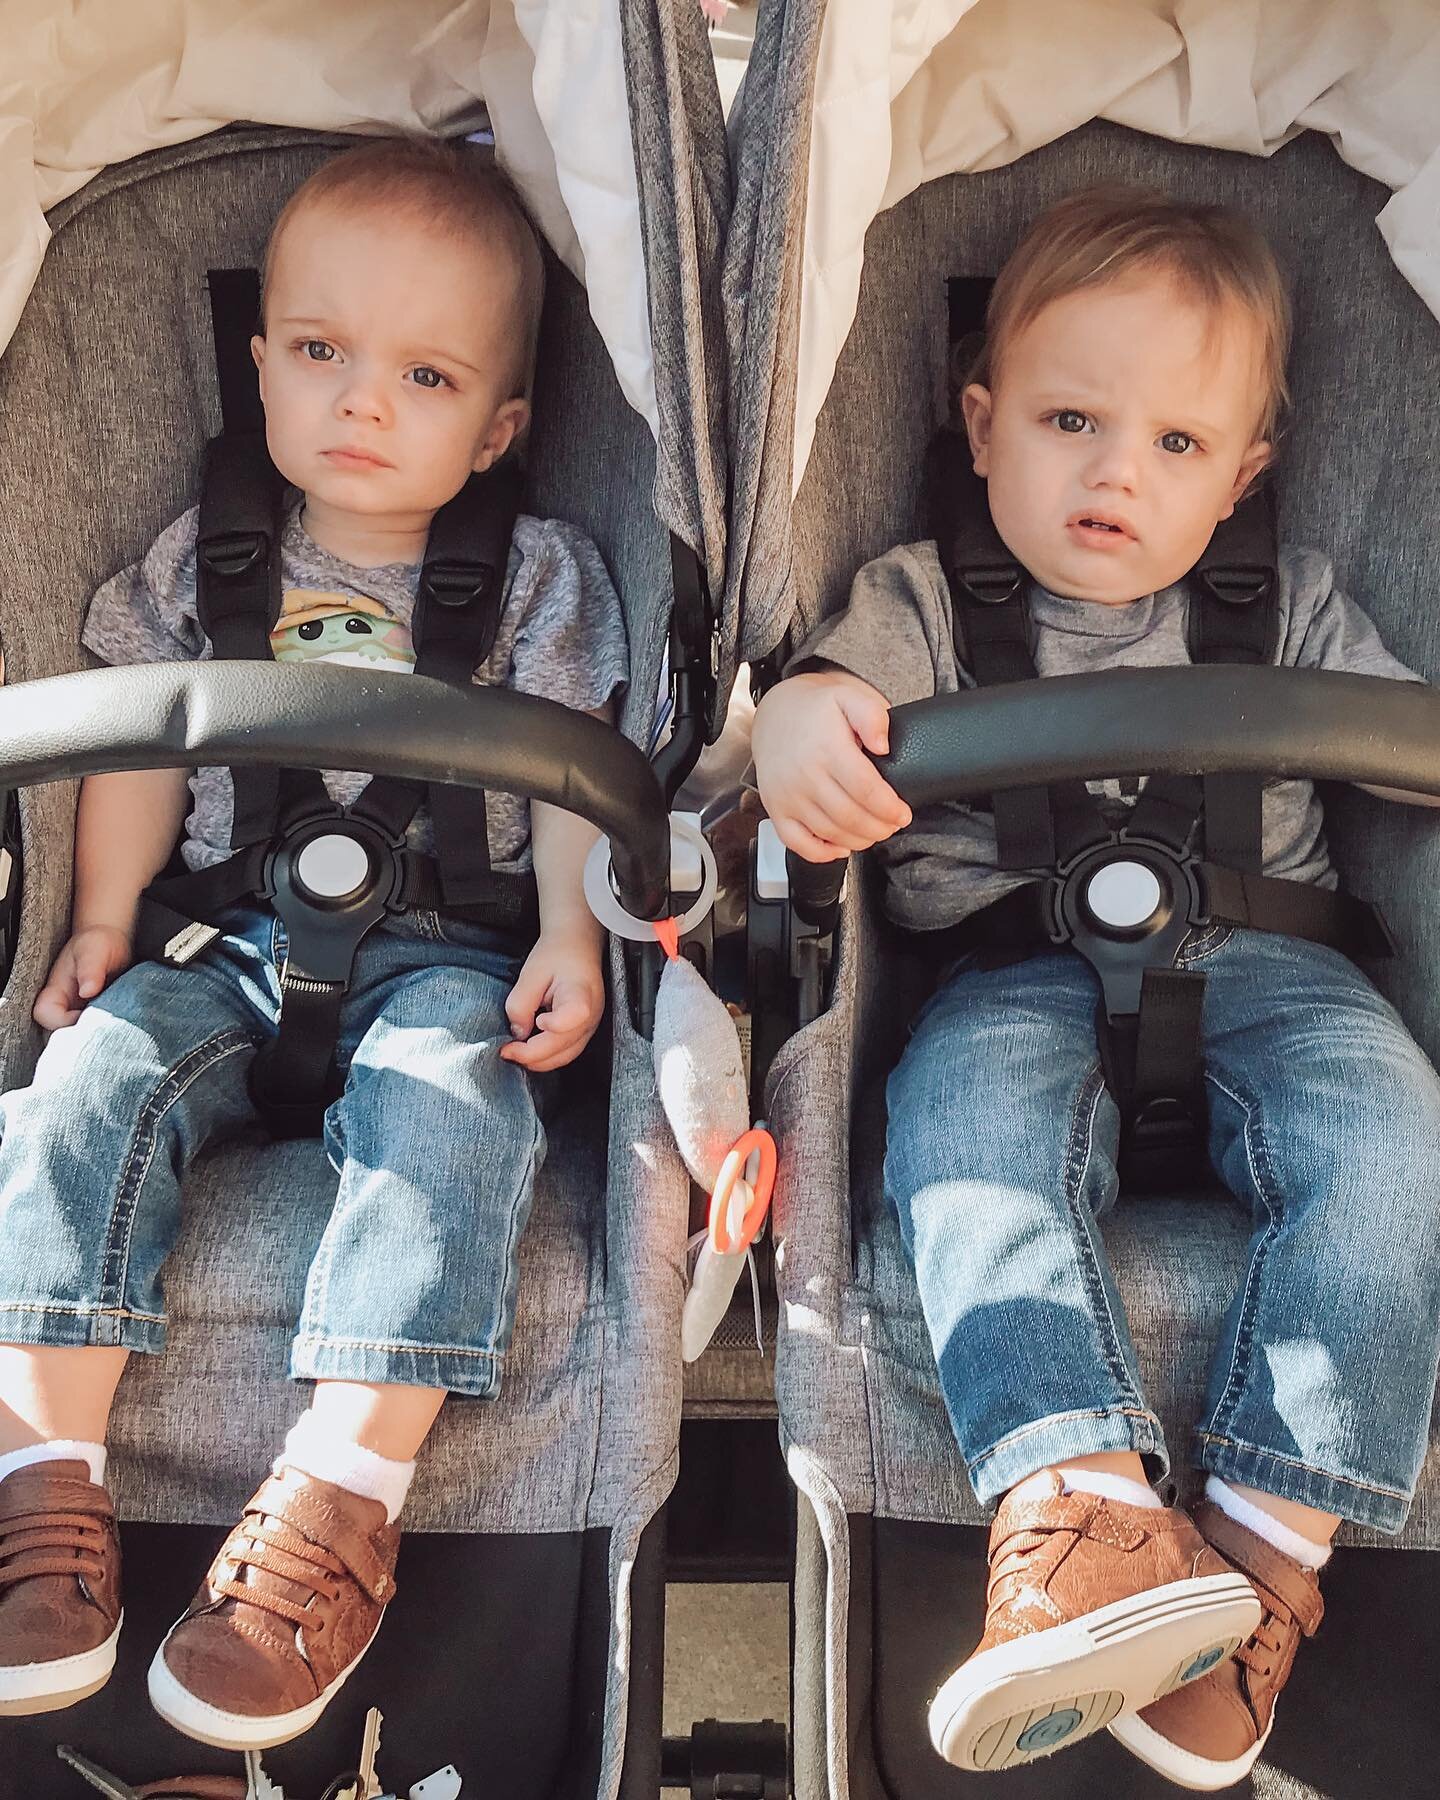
[1102,967,1210,1192]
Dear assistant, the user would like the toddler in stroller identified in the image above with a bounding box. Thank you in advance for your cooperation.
[0,137,627,1752]
[753,185,1440,1786]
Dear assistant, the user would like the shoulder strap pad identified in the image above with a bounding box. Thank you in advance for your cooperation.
[1189,485,1280,666]
[411,460,525,685]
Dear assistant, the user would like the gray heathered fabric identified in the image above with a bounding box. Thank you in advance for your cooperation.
[742,119,1440,1800]
[620,0,731,610]
[0,121,698,1797]
[798,540,1421,929]
[82,499,628,872]
[715,0,824,725]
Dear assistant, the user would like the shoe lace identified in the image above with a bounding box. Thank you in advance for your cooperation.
[1235,1585,1290,1682]
[0,1502,107,1589]
[214,1509,348,1631]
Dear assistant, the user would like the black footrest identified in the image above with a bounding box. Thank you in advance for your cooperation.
[661,1719,788,1796]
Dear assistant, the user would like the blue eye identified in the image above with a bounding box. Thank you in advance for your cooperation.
[1160,430,1197,455]
[301,340,334,362]
[1054,410,1090,434]
[411,366,449,390]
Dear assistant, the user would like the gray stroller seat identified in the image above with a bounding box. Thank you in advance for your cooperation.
[0,120,701,1799]
[730,109,1440,1800]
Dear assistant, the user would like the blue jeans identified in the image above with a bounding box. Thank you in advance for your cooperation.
[885,925,1440,1531]
[0,908,542,1397]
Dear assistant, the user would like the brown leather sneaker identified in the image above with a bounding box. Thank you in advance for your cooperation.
[0,1459,122,1715]
[928,1471,1263,1773]
[1110,1500,1324,1789]
[147,1465,399,1750]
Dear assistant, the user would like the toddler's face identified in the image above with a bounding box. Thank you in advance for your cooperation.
[962,275,1272,605]
[252,203,529,529]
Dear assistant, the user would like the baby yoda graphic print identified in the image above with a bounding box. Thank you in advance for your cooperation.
[270,590,416,672]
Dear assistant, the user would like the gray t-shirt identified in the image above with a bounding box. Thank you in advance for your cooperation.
[797,541,1422,931]
[83,500,630,874]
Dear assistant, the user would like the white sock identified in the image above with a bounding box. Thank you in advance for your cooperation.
[0,1439,107,1488]
[279,1410,415,1525]
[1010,1464,1164,1509]
[1057,1465,1164,1509]
[1206,1476,1333,1570]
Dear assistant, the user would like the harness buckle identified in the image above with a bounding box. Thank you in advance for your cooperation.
[421,560,495,610]
[1200,564,1272,607]
[198,530,268,580]
[958,561,1024,606]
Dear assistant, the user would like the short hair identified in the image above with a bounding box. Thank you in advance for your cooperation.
[971,184,1291,443]
[261,136,546,397]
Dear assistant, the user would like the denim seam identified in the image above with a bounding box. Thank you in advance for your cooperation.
[1198,1066,1280,1439]
[291,1333,502,1359]
[99,1029,258,1314]
[970,1404,1162,1480]
[0,1299,166,1323]
[489,1081,544,1359]
[1194,1429,1410,1503]
[1062,1060,1142,1404]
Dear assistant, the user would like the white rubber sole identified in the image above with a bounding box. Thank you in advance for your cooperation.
[928,1573,1262,1772]
[146,1618,381,1750]
[1109,1706,1271,1790]
[0,1613,121,1716]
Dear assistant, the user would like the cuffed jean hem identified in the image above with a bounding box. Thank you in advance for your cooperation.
[969,1404,1170,1505]
[0,1302,167,1355]
[1195,1432,1412,1534]
[289,1335,503,1399]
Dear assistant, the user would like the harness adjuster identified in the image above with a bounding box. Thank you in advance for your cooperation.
[1200,564,1272,607]
[421,559,495,609]
[198,530,269,580]
[958,561,1024,606]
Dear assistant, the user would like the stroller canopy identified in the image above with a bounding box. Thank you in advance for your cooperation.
[723,0,1440,703]
[2,0,730,595]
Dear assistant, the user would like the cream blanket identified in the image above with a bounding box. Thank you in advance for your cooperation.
[0,0,657,430]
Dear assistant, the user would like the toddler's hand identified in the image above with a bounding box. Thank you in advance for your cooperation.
[501,928,606,1072]
[752,670,912,863]
[33,925,133,1030]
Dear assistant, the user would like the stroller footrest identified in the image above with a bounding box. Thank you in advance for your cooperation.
[661,1719,788,1796]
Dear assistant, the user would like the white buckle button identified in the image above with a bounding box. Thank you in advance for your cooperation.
[294,833,371,900]
[1085,859,1162,930]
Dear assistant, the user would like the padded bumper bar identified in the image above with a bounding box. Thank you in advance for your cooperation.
[0,661,671,920]
[787,666,1440,918]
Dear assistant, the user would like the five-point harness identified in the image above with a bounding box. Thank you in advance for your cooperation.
[920,278,1393,1188]
[134,269,539,1137]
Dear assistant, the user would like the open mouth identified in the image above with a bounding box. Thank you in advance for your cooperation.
[1068,512,1135,543]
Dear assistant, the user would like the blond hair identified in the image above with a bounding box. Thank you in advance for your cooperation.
[971,185,1291,443]
[261,137,546,398]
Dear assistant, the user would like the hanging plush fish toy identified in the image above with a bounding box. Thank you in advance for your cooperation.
[652,950,776,1361]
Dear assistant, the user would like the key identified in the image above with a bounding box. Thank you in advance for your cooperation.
[244,1750,286,1800]
[409,1769,462,1800]
[55,1747,144,1799]
[357,1707,384,1800]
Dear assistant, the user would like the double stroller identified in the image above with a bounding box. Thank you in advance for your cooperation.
[4,2,1440,1797]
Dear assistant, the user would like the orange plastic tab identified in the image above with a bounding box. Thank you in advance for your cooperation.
[652,916,681,960]
[709,1125,778,1254]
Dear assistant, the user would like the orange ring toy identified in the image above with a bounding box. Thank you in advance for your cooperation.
[709,1126,778,1254]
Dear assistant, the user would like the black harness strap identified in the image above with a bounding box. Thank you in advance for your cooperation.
[922,277,1392,1191]
[140,270,535,1136]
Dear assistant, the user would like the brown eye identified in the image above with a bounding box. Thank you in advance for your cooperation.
[1160,430,1196,455]
[411,366,448,390]
[302,340,334,362]
[1055,410,1089,434]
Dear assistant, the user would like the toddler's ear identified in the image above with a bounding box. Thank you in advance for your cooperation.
[474,398,532,473]
[250,334,267,397]
[1219,438,1273,517]
[960,383,994,477]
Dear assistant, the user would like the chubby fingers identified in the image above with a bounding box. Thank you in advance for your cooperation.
[32,957,82,1031]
